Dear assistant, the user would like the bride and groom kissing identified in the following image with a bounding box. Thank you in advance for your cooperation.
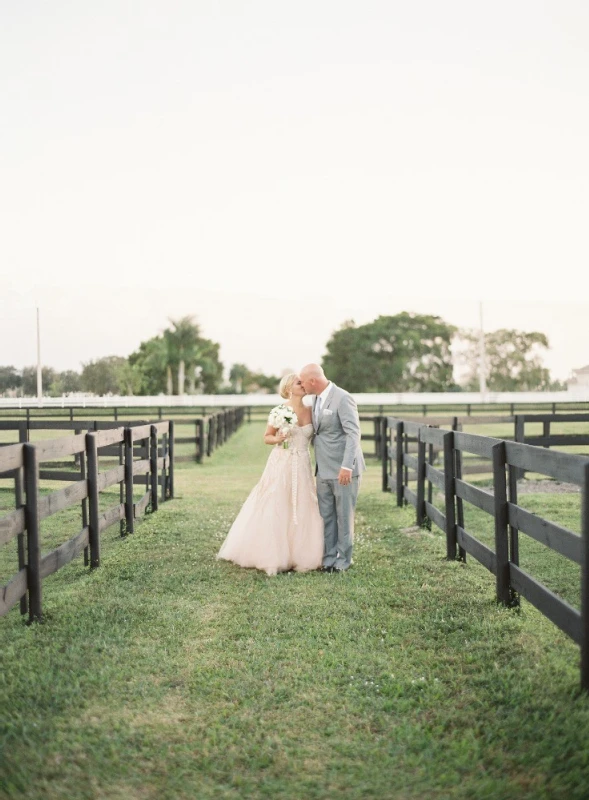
[218,364,366,575]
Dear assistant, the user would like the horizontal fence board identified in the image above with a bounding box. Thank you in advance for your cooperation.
[175,436,196,444]
[131,424,152,442]
[97,465,125,491]
[40,527,89,579]
[404,486,417,508]
[425,502,446,533]
[425,463,445,491]
[402,420,424,436]
[134,492,150,517]
[38,479,88,521]
[0,507,25,546]
[152,422,170,435]
[36,434,86,462]
[507,503,581,564]
[420,427,445,447]
[403,453,419,470]
[504,441,588,484]
[455,479,495,515]
[509,563,581,644]
[454,431,499,458]
[173,455,195,463]
[457,526,497,574]
[525,435,589,448]
[519,413,589,423]
[39,470,83,482]
[99,503,125,532]
[0,443,24,472]
[0,568,27,617]
[94,428,125,448]
[132,458,151,476]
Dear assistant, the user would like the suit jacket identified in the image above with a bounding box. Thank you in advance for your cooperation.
[313,383,366,479]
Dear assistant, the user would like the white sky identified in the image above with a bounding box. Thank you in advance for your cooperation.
[1,1,588,381]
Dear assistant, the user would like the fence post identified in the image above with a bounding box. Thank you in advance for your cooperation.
[161,432,168,503]
[416,431,426,527]
[374,417,381,459]
[196,418,205,463]
[16,424,28,615]
[581,463,589,691]
[381,418,389,492]
[150,425,159,513]
[207,416,214,456]
[124,427,134,534]
[492,441,510,605]
[514,415,525,481]
[168,421,175,500]
[23,443,41,622]
[86,432,100,569]
[443,431,457,560]
[395,421,404,507]
[452,417,466,562]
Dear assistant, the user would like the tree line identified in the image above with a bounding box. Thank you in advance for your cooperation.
[0,313,564,398]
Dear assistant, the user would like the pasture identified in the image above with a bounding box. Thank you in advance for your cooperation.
[2,420,589,799]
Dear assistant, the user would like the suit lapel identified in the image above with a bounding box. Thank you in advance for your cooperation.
[316,383,336,433]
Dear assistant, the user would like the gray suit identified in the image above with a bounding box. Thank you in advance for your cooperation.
[313,384,365,570]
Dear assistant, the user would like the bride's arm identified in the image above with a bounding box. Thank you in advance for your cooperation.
[264,425,288,445]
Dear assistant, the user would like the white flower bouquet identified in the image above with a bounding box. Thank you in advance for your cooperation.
[268,404,298,449]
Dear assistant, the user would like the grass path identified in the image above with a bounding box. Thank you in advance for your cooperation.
[2,423,589,799]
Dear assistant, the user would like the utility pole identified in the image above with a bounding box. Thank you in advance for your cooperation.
[479,301,487,396]
[36,307,42,406]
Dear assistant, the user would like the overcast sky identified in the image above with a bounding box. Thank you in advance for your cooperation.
[1,1,588,381]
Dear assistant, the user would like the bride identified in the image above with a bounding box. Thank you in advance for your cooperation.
[217,373,324,575]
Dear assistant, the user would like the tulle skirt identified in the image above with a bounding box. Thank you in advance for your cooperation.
[217,445,324,575]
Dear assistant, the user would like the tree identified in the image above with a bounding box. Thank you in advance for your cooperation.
[228,363,251,393]
[21,366,58,396]
[128,336,170,395]
[0,366,22,395]
[322,313,457,392]
[81,357,141,396]
[457,328,552,391]
[49,370,82,396]
[129,318,224,395]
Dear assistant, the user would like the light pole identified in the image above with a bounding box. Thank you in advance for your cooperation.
[36,307,42,406]
[479,301,487,396]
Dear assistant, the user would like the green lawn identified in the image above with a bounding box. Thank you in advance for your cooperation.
[2,422,589,799]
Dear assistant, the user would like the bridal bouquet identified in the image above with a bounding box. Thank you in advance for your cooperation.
[268,404,298,449]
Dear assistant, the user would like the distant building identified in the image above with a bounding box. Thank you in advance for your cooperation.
[568,365,589,391]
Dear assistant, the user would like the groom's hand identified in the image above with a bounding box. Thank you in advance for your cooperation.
[338,468,352,486]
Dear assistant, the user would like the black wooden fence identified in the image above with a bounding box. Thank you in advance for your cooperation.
[381,416,589,690]
[0,408,246,466]
[0,421,174,622]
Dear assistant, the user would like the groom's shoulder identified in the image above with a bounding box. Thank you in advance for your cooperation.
[332,384,355,404]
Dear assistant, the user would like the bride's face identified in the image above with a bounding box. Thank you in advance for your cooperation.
[291,377,306,397]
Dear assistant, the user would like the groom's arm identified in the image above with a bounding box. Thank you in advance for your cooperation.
[338,393,361,479]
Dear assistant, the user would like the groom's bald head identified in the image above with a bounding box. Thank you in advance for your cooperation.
[299,364,329,395]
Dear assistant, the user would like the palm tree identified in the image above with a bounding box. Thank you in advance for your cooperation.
[165,316,202,396]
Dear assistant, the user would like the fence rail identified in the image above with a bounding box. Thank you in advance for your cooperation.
[0,422,174,622]
[0,408,246,466]
[381,416,589,690]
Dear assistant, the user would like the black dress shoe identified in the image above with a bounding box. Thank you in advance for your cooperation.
[321,566,335,573]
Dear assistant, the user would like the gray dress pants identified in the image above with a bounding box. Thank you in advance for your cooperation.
[316,475,360,570]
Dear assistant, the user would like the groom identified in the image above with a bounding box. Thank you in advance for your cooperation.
[299,364,365,572]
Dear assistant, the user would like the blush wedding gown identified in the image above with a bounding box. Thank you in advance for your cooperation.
[217,423,324,575]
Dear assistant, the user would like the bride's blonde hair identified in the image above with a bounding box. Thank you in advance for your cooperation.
[279,373,297,399]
